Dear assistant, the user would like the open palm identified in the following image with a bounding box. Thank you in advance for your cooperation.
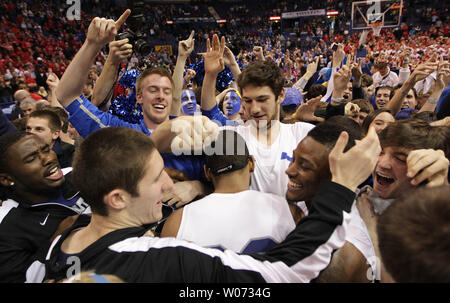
[203,34,225,75]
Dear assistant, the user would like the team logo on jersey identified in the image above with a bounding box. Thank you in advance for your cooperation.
[281,152,293,162]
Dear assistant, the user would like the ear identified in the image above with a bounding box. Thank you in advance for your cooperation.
[277,87,286,105]
[248,156,255,173]
[136,92,143,105]
[203,165,213,182]
[0,174,14,187]
[103,189,129,212]
[52,130,61,141]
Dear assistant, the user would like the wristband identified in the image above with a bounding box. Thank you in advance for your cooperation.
[427,98,439,104]
[331,97,345,104]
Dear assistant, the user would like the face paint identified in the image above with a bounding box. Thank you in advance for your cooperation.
[181,90,197,115]
[223,90,241,117]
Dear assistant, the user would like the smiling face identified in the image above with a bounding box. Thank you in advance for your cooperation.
[1,135,64,202]
[223,90,242,117]
[285,136,331,203]
[180,89,197,115]
[375,87,392,109]
[126,150,173,225]
[136,74,173,128]
[241,85,283,129]
[372,146,414,199]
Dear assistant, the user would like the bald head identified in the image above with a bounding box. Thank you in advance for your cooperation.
[14,90,31,103]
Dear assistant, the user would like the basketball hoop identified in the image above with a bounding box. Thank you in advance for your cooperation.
[370,22,383,36]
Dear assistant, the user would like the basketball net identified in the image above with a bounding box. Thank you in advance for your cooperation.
[370,22,383,37]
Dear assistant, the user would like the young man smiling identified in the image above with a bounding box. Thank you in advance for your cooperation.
[201,35,315,197]
[285,119,363,223]
[316,120,449,282]
[54,10,217,197]
[276,117,449,282]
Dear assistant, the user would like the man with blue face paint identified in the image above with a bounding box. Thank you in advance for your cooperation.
[180,89,198,116]
[222,89,242,120]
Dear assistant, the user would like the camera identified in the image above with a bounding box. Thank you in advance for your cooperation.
[116,0,151,56]
[116,30,151,56]
[331,43,338,52]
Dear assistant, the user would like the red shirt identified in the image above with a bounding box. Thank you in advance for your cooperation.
[30,92,42,101]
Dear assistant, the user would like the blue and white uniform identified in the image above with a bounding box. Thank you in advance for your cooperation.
[176,190,296,253]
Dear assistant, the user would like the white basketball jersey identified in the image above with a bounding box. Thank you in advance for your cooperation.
[222,122,315,197]
[176,190,296,253]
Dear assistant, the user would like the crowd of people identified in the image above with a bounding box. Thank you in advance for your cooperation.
[0,0,449,286]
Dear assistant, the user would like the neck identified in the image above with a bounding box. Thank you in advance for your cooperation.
[62,213,137,253]
[250,119,280,146]
[83,214,128,238]
[228,112,241,120]
[212,170,250,194]
[143,115,167,132]
[13,185,60,204]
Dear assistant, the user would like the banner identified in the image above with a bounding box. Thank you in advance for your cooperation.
[154,45,173,56]
[282,9,326,19]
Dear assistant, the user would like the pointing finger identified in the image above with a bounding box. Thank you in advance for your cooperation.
[115,9,131,30]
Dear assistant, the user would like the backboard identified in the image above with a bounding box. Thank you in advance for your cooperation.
[351,0,403,30]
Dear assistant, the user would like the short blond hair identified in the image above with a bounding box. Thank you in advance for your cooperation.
[136,67,174,95]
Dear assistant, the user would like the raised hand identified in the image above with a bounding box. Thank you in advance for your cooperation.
[184,69,196,83]
[329,126,381,192]
[333,64,352,93]
[203,34,225,75]
[332,43,346,67]
[178,30,195,58]
[46,73,60,91]
[293,95,324,122]
[253,46,264,61]
[86,9,131,47]
[107,38,133,65]
[409,62,438,84]
[434,57,450,91]
[351,58,363,80]
[306,56,320,75]
[223,46,238,68]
